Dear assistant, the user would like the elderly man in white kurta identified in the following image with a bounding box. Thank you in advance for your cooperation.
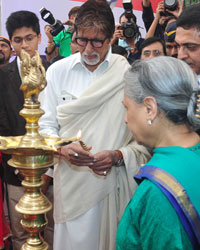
[39,1,150,250]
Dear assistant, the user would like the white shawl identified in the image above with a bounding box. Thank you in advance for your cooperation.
[54,54,150,224]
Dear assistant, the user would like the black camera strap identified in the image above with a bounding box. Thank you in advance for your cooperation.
[45,43,57,55]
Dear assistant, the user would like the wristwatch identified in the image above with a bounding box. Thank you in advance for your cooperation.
[115,150,124,166]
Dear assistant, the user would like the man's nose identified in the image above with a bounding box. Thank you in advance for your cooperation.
[85,41,93,53]
[178,46,188,60]
[21,39,29,48]
[148,52,154,59]
[172,46,178,56]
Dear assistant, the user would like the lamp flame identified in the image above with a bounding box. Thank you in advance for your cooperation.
[77,130,90,151]
[77,130,82,140]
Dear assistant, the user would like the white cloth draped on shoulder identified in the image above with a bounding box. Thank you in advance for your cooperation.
[55,54,150,225]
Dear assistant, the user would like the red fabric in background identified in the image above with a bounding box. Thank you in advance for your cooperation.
[0,153,11,249]
[71,0,161,12]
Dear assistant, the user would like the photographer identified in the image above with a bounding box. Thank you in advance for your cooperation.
[142,0,168,40]
[111,12,143,64]
[44,6,80,62]
[144,0,183,40]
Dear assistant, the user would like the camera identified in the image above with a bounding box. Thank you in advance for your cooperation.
[121,0,139,39]
[40,7,64,37]
[164,0,178,11]
[160,0,177,17]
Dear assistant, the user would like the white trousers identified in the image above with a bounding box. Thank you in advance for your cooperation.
[53,199,104,250]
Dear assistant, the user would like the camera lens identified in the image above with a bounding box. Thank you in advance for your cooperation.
[164,0,177,11]
[124,27,135,38]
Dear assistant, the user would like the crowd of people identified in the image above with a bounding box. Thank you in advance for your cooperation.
[0,0,199,249]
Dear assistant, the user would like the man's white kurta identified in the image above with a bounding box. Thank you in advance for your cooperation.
[39,50,150,250]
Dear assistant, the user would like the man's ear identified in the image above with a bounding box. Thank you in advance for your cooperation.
[37,33,42,45]
[143,96,158,122]
[10,50,15,57]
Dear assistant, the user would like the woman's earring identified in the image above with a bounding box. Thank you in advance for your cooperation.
[148,120,152,125]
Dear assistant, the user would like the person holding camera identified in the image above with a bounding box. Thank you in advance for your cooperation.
[44,6,80,62]
[142,0,168,40]
[144,0,183,40]
[111,12,144,64]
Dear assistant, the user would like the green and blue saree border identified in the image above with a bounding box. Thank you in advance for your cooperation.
[135,166,200,249]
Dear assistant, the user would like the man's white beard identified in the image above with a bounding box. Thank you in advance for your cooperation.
[82,51,100,66]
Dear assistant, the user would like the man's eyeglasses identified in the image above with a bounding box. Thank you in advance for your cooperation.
[75,37,107,48]
[12,34,38,45]
[143,50,163,57]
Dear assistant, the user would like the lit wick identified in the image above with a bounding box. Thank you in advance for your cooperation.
[77,130,90,152]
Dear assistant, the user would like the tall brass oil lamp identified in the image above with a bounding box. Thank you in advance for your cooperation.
[0,50,79,249]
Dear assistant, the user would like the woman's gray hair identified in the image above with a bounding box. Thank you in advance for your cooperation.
[125,56,200,131]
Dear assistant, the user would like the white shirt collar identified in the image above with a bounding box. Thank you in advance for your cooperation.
[71,46,111,73]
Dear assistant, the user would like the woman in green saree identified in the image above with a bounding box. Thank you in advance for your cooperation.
[117,56,200,250]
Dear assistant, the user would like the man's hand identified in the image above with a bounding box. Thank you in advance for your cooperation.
[63,15,76,31]
[142,0,151,7]
[60,144,120,177]
[114,24,125,40]
[89,150,118,176]
[167,0,184,18]
[110,24,126,45]
[60,143,95,166]
[155,1,165,19]
[63,19,74,26]
[44,25,54,42]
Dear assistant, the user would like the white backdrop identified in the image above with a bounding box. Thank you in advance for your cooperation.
[0,0,146,56]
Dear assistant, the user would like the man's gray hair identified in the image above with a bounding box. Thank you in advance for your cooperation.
[125,56,200,130]
[74,0,115,39]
